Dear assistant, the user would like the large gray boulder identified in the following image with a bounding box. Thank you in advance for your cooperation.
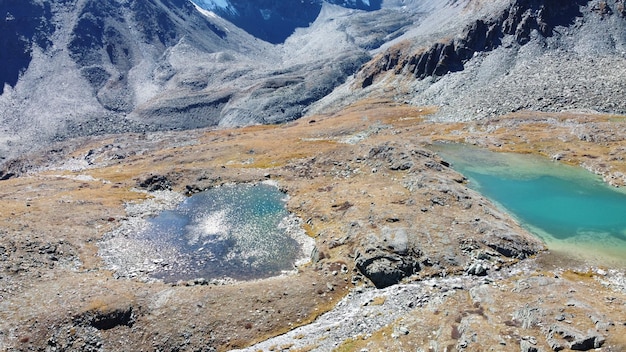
[354,228,421,289]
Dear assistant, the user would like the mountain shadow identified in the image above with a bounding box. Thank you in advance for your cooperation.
[0,0,54,94]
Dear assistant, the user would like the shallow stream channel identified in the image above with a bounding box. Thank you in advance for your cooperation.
[431,143,626,266]
[99,182,315,283]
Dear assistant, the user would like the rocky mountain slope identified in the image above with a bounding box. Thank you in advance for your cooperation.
[4,0,625,166]
[0,0,259,159]
[315,0,626,120]
[0,0,425,163]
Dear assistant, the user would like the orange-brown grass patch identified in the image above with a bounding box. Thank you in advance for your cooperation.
[561,269,596,281]
[369,296,387,306]
[81,293,136,314]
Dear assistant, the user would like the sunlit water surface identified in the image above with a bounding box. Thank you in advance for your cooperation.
[139,183,306,282]
[432,143,626,266]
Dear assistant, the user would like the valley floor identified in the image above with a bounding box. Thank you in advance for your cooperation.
[1,101,626,351]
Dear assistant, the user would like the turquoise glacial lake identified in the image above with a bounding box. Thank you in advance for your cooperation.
[432,143,626,265]
[139,183,306,282]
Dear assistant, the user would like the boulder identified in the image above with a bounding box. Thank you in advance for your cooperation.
[466,261,488,276]
[138,174,172,191]
[570,333,606,350]
[354,228,420,288]
[355,251,417,289]
[481,229,542,259]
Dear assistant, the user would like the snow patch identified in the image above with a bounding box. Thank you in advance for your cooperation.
[192,2,218,18]
[192,0,238,16]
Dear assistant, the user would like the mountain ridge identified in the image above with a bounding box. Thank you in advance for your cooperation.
[2,0,411,162]
[194,0,383,44]
[311,0,626,121]
[357,0,591,86]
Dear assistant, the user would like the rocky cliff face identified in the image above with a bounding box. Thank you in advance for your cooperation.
[297,0,625,122]
[357,0,592,87]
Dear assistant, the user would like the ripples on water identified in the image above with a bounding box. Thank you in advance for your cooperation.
[138,183,305,282]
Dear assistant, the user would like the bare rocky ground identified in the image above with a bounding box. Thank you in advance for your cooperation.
[1,101,626,351]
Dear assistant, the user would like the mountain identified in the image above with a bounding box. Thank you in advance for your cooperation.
[0,0,419,163]
[2,0,626,164]
[3,1,626,351]
[315,0,626,121]
[0,0,260,160]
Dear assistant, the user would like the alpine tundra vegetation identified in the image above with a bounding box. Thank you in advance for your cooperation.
[1,0,626,351]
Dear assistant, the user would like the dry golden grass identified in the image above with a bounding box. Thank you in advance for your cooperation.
[369,296,387,306]
[81,293,135,314]
[561,269,597,281]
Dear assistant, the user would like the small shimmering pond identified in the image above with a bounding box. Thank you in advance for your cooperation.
[104,183,313,283]
[432,143,626,265]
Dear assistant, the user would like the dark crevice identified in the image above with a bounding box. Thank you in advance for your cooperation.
[88,307,135,330]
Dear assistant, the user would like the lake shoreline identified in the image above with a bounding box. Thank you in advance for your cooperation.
[432,141,626,269]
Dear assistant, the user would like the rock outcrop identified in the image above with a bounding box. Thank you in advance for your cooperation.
[345,142,544,288]
[544,324,606,351]
[138,174,172,191]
